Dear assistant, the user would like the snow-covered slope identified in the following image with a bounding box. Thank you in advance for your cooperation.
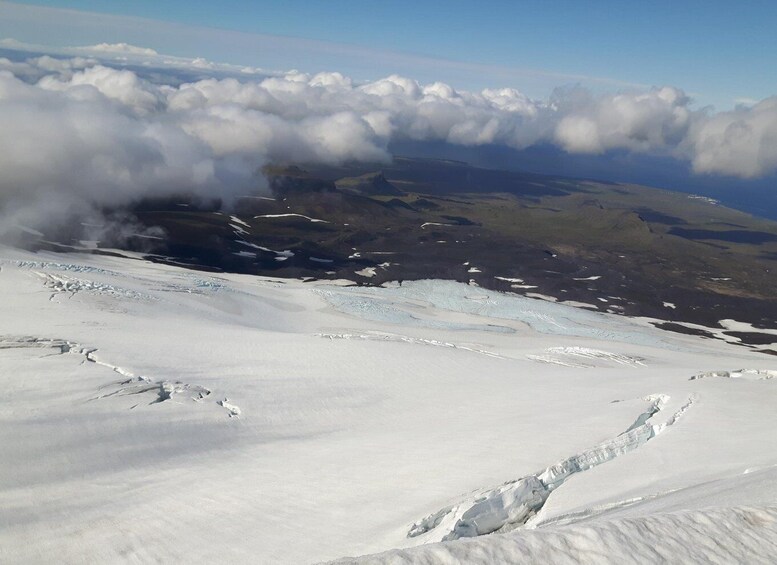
[0,247,775,563]
[337,503,777,564]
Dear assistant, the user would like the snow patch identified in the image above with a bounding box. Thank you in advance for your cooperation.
[560,300,598,310]
[688,194,719,205]
[229,215,251,228]
[525,292,557,302]
[355,267,377,278]
[237,240,295,260]
[254,213,328,223]
[719,319,777,337]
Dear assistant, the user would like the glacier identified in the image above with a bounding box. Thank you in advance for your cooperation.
[0,246,776,563]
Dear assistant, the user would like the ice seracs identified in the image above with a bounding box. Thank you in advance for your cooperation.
[407,394,694,542]
[690,368,776,380]
[527,346,645,368]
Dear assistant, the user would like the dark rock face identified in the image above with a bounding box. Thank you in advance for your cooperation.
[336,172,404,196]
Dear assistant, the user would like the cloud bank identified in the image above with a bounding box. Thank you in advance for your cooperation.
[1,49,776,237]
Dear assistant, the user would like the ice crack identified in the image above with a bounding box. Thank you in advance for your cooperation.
[690,368,776,381]
[408,394,694,542]
[36,272,153,301]
[318,332,505,359]
[528,346,645,368]
[218,398,242,418]
[0,335,235,416]
[93,377,212,405]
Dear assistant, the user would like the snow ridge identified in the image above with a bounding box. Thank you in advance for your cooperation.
[345,506,777,565]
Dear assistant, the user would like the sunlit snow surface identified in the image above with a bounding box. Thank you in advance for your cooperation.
[1,248,776,564]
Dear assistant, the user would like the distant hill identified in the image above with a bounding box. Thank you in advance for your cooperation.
[20,157,777,353]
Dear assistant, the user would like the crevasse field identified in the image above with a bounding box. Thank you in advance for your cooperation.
[1,247,776,564]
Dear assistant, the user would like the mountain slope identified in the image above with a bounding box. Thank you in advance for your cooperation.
[18,157,777,350]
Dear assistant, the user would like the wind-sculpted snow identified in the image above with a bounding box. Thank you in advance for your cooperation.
[321,281,673,348]
[317,332,505,359]
[338,506,777,565]
[408,395,693,542]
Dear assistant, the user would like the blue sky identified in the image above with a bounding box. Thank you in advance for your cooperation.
[2,0,776,109]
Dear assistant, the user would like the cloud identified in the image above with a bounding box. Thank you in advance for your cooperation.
[0,37,269,78]
[0,2,648,95]
[553,86,693,154]
[689,97,777,178]
[0,49,776,239]
[75,42,159,57]
[0,66,218,237]
[38,65,165,115]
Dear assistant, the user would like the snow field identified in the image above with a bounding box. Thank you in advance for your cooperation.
[0,247,775,563]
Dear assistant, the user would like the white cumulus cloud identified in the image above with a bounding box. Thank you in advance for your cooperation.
[689,96,777,178]
[75,42,159,57]
[1,50,776,237]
